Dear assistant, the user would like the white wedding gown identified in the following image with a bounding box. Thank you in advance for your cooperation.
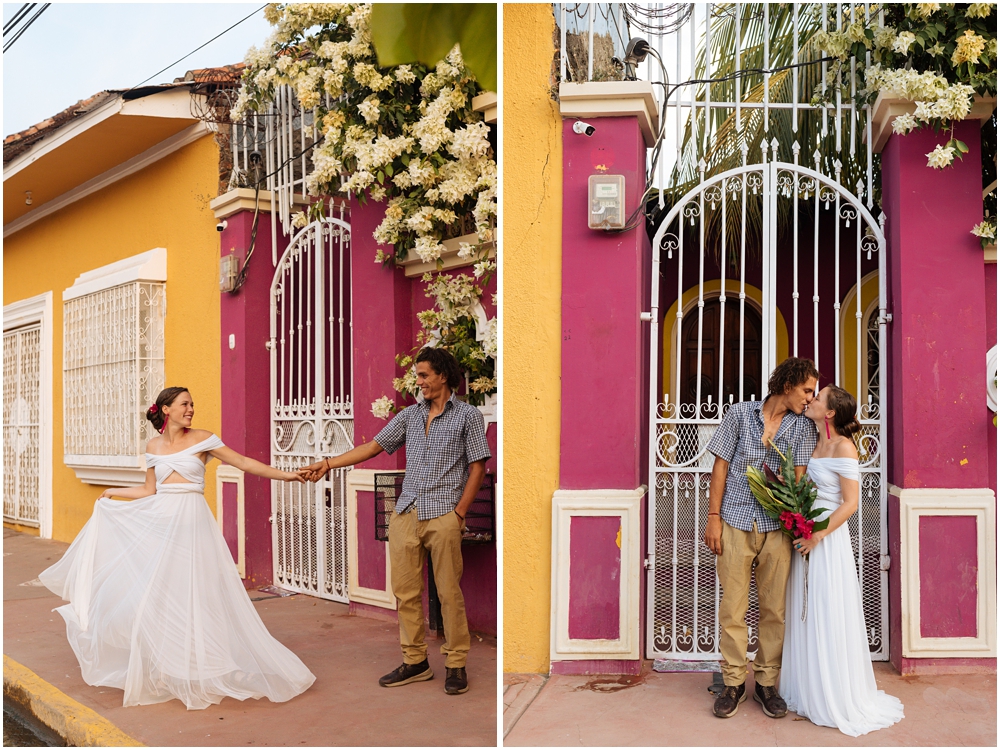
[780,457,903,736]
[39,435,316,710]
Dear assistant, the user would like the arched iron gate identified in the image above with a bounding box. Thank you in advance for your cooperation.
[645,149,889,661]
[269,217,354,602]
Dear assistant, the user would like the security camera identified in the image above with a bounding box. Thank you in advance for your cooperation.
[573,121,596,137]
[216,220,228,233]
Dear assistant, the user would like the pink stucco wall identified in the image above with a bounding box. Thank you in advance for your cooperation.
[219,210,287,588]
[882,120,991,490]
[560,116,651,491]
[348,197,497,635]
[881,119,994,673]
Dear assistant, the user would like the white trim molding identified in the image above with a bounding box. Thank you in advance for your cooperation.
[559,81,660,147]
[216,465,246,578]
[891,485,997,659]
[63,247,167,301]
[4,122,211,238]
[472,91,498,124]
[3,292,54,539]
[870,93,996,153]
[346,468,397,610]
[551,487,644,662]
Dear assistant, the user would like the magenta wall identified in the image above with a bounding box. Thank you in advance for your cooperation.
[348,197,497,636]
[882,121,991,490]
[987,263,997,497]
[918,515,979,638]
[557,114,651,670]
[560,116,650,491]
[219,210,286,588]
[881,120,994,673]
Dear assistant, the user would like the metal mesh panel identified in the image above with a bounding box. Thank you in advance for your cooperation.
[270,219,353,602]
[3,325,41,525]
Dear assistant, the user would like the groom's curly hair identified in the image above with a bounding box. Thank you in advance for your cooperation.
[767,357,820,397]
[415,347,462,390]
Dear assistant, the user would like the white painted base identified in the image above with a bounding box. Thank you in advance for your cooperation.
[891,485,997,659]
[550,487,644,662]
[346,468,397,610]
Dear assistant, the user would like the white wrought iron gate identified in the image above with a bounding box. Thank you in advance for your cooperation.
[270,217,354,601]
[646,149,889,661]
[3,325,41,527]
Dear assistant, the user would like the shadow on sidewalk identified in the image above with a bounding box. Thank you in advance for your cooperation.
[4,529,497,747]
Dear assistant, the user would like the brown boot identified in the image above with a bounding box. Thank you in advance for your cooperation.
[713,682,747,718]
[754,682,788,718]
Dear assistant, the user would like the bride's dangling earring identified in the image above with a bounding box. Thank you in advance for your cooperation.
[824,416,831,440]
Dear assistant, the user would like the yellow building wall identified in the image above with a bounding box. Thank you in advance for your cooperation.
[503,3,563,674]
[3,135,223,543]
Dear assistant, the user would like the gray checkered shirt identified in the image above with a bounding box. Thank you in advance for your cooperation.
[374,393,492,521]
[706,399,817,533]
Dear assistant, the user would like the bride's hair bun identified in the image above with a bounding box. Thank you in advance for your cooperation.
[146,386,189,433]
[826,385,861,437]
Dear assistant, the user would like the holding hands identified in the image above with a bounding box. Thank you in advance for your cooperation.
[298,459,331,483]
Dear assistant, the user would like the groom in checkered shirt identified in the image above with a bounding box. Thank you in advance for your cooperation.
[703,357,819,721]
[300,347,490,696]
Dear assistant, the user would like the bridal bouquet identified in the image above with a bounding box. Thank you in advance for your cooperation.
[746,443,828,620]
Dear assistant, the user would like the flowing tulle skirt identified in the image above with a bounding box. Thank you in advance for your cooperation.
[39,489,316,710]
[780,520,904,736]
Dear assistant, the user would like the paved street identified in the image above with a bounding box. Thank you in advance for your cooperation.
[4,529,497,747]
[503,665,996,746]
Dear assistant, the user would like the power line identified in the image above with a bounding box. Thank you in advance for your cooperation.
[4,4,33,35]
[125,4,266,93]
[4,3,50,53]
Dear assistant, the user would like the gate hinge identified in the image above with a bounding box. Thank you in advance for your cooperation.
[268,514,274,524]
[640,312,653,322]
[880,554,891,571]
[265,339,275,350]
[878,314,892,325]
[644,554,655,571]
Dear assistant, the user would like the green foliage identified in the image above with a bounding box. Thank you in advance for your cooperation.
[370,4,497,92]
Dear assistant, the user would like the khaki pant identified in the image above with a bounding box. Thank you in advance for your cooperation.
[716,519,792,687]
[388,509,470,668]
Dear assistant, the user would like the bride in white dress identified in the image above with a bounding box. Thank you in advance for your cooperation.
[779,384,903,736]
[39,386,316,710]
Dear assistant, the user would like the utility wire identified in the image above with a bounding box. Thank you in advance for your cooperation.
[4,3,33,35]
[4,3,49,53]
[125,4,266,93]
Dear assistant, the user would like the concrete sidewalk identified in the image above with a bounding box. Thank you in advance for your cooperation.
[503,663,996,746]
[3,529,497,747]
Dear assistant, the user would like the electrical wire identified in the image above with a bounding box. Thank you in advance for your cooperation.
[4,3,49,53]
[124,4,266,93]
[608,54,837,234]
[4,4,33,35]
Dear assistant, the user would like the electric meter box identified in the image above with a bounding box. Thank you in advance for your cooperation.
[588,174,626,230]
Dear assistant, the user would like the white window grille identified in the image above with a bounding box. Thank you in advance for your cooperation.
[4,324,42,526]
[63,248,166,485]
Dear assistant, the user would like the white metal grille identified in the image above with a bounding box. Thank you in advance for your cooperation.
[646,157,889,661]
[4,325,41,525]
[63,282,165,458]
[270,217,353,601]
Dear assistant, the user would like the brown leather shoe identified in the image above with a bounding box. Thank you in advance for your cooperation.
[754,682,788,718]
[713,682,747,718]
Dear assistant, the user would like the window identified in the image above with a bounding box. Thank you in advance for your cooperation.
[63,249,166,484]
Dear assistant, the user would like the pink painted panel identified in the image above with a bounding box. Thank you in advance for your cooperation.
[919,515,978,639]
[882,121,991,490]
[569,515,621,640]
[356,490,386,591]
[222,482,239,564]
[560,116,650,490]
[987,264,997,497]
